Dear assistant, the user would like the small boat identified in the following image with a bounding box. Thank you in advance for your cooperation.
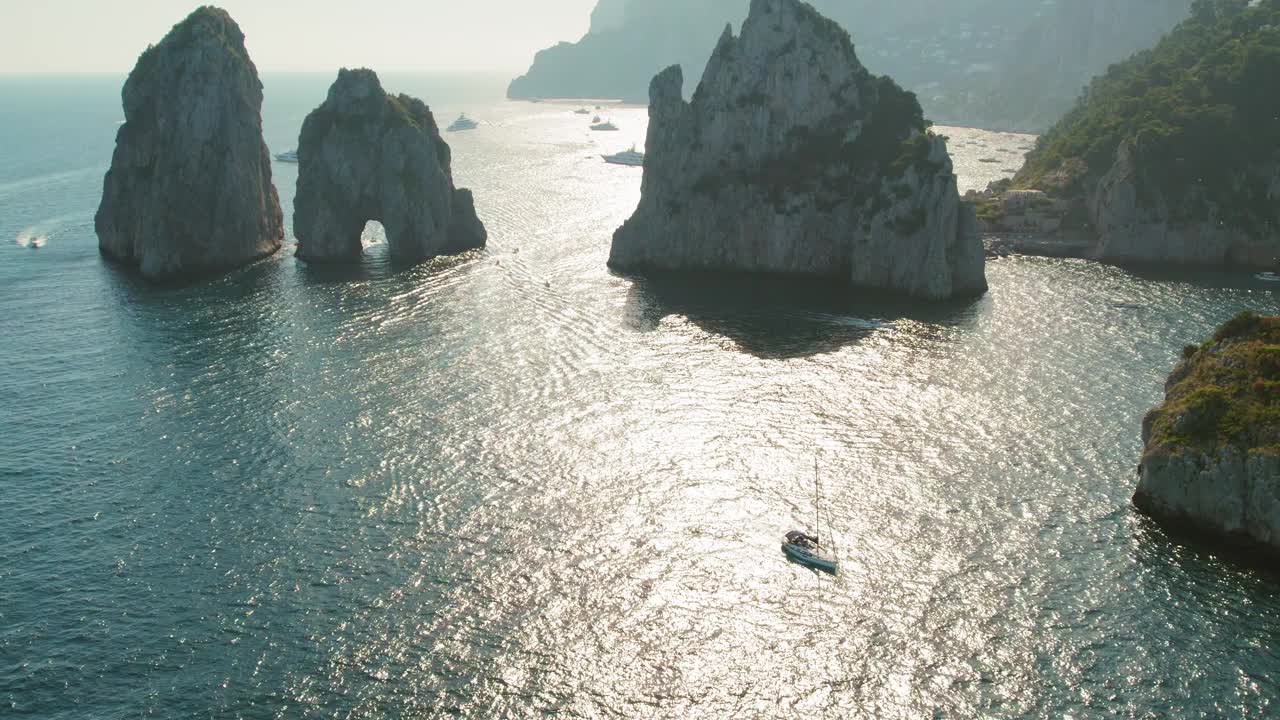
[447,114,479,132]
[590,120,619,132]
[574,108,592,115]
[1257,271,1280,282]
[274,149,299,163]
[783,456,839,574]
[602,145,644,166]
[782,531,838,573]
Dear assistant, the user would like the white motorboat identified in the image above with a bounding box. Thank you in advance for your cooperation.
[602,145,644,166]
[1257,271,1280,282]
[447,114,479,132]
[274,149,299,163]
[590,120,619,131]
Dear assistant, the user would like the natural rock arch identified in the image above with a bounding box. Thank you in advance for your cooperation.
[294,68,486,263]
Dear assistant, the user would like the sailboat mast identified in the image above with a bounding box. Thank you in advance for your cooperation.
[814,454,820,541]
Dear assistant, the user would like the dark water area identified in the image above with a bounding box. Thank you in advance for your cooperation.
[1,75,1279,718]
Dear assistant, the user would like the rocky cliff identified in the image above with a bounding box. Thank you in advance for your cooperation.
[1088,142,1280,267]
[509,0,743,102]
[1017,0,1280,269]
[95,6,283,281]
[609,0,986,301]
[508,0,1191,132]
[1135,312,1280,559]
[293,69,486,263]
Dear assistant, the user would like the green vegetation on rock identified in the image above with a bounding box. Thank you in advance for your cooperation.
[134,6,248,76]
[1146,311,1280,456]
[1017,0,1280,229]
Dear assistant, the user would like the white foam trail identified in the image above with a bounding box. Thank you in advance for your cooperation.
[0,167,99,202]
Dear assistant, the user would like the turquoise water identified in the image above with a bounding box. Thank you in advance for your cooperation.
[2,74,1279,718]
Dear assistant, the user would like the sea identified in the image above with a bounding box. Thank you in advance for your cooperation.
[1,73,1278,719]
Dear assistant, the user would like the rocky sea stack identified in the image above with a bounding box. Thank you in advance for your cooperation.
[609,0,986,300]
[95,6,283,281]
[293,69,486,263]
[1135,312,1280,559]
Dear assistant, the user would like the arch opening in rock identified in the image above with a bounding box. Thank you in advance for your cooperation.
[293,68,486,265]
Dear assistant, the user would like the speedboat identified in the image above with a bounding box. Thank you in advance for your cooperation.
[590,120,619,131]
[447,114,479,132]
[782,531,838,573]
[602,145,644,166]
[1257,271,1280,282]
[274,149,299,163]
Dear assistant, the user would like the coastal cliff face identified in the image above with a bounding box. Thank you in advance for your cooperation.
[95,6,283,281]
[509,0,744,102]
[508,0,1190,132]
[1016,0,1280,269]
[1135,312,1280,558]
[1089,142,1280,267]
[293,69,486,263]
[609,0,986,301]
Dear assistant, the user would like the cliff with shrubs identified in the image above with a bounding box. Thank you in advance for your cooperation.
[1017,0,1280,268]
[1135,311,1280,557]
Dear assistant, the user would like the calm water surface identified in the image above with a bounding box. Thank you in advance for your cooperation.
[1,74,1278,718]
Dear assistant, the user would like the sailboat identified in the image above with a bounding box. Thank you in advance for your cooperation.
[782,456,839,573]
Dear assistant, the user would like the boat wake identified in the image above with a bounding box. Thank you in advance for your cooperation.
[16,230,47,248]
[0,167,99,202]
[15,213,88,249]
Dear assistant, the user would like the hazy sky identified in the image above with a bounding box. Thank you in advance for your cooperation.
[0,0,599,74]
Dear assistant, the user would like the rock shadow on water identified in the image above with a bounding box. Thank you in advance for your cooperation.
[101,249,287,318]
[618,270,985,360]
[1114,262,1280,292]
[292,241,486,287]
[1130,511,1280,586]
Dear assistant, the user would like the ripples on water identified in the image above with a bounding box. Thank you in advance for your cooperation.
[1,76,1279,718]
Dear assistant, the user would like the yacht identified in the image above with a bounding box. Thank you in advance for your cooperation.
[602,145,644,166]
[447,114,479,132]
[274,149,299,163]
[782,456,839,574]
[782,531,838,574]
[590,120,619,132]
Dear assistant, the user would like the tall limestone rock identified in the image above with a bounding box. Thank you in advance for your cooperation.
[95,6,284,281]
[293,69,486,263]
[609,0,986,300]
[1135,312,1280,559]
